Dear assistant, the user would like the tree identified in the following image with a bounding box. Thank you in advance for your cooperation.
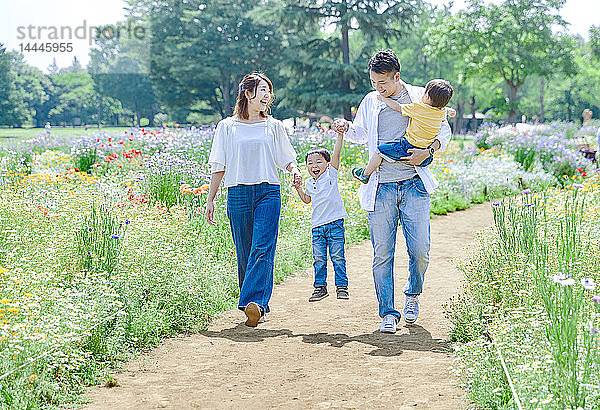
[274,0,421,119]
[145,0,284,120]
[11,53,54,127]
[89,16,157,126]
[429,0,576,123]
[0,44,28,126]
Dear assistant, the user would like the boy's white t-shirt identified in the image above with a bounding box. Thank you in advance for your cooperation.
[305,166,348,228]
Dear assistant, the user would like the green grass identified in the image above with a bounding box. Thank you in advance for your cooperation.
[0,127,133,142]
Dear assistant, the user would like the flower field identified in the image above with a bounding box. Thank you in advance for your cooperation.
[0,123,596,407]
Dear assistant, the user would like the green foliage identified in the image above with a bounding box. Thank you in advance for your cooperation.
[75,204,128,276]
[73,147,98,173]
[428,0,576,122]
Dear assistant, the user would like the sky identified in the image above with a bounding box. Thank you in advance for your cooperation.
[0,0,596,73]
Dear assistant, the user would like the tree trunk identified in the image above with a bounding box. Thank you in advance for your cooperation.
[341,18,351,120]
[97,99,102,127]
[455,99,465,134]
[469,95,476,132]
[565,90,572,122]
[508,84,518,123]
[220,74,232,117]
[539,77,545,123]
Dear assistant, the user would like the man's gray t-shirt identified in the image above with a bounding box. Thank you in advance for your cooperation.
[377,87,418,183]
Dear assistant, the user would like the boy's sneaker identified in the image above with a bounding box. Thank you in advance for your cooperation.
[403,295,419,324]
[379,314,398,334]
[351,167,370,184]
[309,286,328,302]
[336,286,349,300]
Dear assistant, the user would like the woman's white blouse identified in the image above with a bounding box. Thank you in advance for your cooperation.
[208,117,298,188]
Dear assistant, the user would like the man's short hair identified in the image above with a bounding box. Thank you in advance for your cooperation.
[425,79,453,108]
[305,148,331,162]
[368,49,401,75]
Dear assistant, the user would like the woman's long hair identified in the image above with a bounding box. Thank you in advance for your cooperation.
[233,72,274,120]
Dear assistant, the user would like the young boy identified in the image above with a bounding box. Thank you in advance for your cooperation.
[352,79,455,183]
[293,132,349,301]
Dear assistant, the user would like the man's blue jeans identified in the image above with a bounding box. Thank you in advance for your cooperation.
[367,177,431,320]
[312,219,348,288]
[227,183,281,314]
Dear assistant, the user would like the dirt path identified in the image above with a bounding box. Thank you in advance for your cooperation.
[85,203,493,409]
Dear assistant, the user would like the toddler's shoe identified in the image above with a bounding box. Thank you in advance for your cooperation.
[351,167,370,184]
[309,286,328,302]
[336,286,349,300]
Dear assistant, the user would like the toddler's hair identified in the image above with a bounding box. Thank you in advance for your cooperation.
[425,79,453,108]
[305,148,331,162]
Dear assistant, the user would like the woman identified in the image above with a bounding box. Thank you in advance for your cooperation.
[205,72,301,327]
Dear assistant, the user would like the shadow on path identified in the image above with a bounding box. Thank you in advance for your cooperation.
[200,323,451,357]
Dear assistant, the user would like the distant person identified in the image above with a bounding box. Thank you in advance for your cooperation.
[45,122,51,135]
[292,131,349,302]
[206,72,301,327]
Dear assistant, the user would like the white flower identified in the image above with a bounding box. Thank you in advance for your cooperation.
[552,273,567,283]
[581,277,596,291]
[560,278,575,287]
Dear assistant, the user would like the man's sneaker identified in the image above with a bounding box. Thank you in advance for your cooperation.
[404,295,420,324]
[351,167,370,184]
[244,302,262,327]
[379,314,398,334]
[309,286,328,302]
[336,286,349,300]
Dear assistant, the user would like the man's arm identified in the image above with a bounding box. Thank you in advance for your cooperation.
[330,132,344,170]
[333,95,369,145]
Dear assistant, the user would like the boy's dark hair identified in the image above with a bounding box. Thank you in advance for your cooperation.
[425,79,453,108]
[368,49,401,75]
[305,148,331,162]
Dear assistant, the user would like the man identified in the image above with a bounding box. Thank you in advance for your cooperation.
[333,49,452,333]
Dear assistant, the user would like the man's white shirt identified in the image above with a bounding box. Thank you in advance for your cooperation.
[344,82,452,211]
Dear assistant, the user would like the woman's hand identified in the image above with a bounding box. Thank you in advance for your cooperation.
[205,200,216,226]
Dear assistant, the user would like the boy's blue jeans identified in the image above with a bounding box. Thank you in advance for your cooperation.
[367,177,431,320]
[227,183,281,314]
[312,219,348,288]
[377,138,433,167]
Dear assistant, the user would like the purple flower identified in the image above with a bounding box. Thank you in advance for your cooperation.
[593,295,600,304]
[492,202,500,206]
[572,183,584,189]
[125,219,130,225]
[582,278,596,291]
[111,234,120,240]
[522,189,531,195]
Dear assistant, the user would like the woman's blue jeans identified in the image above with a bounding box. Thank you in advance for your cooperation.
[227,183,281,313]
[367,177,431,320]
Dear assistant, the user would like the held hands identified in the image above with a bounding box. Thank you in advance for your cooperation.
[332,119,350,135]
[292,174,303,189]
[447,107,457,118]
[290,167,302,188]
